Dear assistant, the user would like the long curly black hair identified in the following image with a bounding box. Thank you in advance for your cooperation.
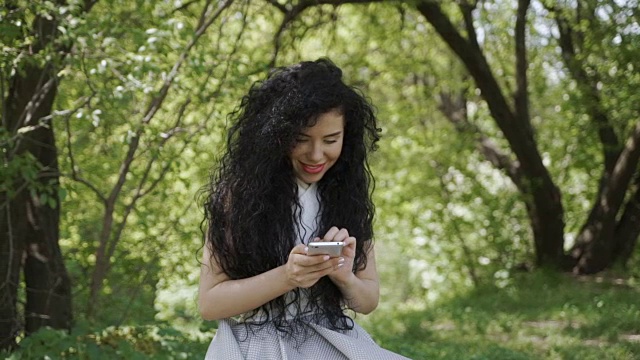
[203,58,380,333]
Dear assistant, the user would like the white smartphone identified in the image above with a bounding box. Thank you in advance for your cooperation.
[307,241,344,257]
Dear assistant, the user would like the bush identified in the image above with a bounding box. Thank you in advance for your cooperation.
[4,325,212,360]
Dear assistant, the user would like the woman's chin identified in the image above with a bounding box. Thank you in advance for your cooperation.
[297,173,324,184]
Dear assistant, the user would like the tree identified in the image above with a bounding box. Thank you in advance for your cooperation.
[49,0,280,324]
[545,0,640,273]
[2,0,278,345]
[1,1,98,350]
[3,1,639,352]
[415,1,568,268]
[268,0,640,273]
[78,0,237,318]
[414,0,640,273]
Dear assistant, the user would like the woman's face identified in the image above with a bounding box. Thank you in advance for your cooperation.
[290,109,345,184]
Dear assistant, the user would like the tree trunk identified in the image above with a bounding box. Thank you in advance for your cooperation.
[1,66,73,348]
[87,209,113,318]
[571,122,640,273]
[416,1,566,268]
[22,125,73,334]
[613,180,640,267]
[0,5,77,348]
[0,191,28,351]
[546,3,634,273]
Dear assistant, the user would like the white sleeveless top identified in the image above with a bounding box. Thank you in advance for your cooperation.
[295,179,320,245]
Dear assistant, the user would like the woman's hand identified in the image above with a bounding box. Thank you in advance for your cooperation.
[285,244,343,288]
[313,226,357,287]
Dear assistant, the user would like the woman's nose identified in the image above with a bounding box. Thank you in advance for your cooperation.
[308,143,323,162]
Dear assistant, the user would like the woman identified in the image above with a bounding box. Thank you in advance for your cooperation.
[200,58,409,359]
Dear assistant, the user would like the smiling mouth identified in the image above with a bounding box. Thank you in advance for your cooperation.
[302,163,325,174]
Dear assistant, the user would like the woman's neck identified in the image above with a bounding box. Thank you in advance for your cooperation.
[296,178,311,189]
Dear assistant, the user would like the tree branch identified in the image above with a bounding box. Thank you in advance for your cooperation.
[458,1,479,50]
[90,0,235,312]
[105,100,195,265]
[63,95,106,203]
[107,0,234,208]
[546,3,620,172]
[197,0,249,96]
[266,0,385,67]
[142,0,234,127]
[195,0,216,30]
[437,90,523,189]
[514,0,532,133]
[415,2,526,147]
[13,73,56,135]
[139,100,192,198]
[574,121,640,272]
[600,122,640,215]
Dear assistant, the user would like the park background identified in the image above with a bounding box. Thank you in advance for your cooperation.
[2,0,640,359]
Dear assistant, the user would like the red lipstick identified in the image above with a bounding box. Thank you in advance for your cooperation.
[302,163,325,174]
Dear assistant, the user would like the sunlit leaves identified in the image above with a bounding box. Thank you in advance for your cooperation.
[49,0,299,324]
[17,0,639,332]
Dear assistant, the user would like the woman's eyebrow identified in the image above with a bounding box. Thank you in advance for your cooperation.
[323,131,343,138]
[296,131,343,138]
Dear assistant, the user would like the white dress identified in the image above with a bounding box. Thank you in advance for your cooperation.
[204,182,411,360]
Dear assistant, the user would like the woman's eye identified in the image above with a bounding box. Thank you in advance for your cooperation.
[324,139,337,144]
[295,138,308,143]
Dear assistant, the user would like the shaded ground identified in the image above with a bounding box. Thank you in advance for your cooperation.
[361,270,640,360]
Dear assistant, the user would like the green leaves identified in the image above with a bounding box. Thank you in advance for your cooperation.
[3,1,637,354]
[5,324,211,359]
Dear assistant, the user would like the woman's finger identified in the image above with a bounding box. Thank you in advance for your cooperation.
[343,236,356,248]
[305,257,343,277]
[289,244,308,255]
[291,258,344,287]
[331,228,350,242]
[322,226,340,241]
[296,253,331,266]
[342,236,356,257]
[293,254,343,274]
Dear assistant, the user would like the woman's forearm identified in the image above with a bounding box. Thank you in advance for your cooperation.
[332,273,379,314]
[199,265,294,321]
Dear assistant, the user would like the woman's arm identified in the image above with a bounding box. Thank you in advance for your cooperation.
[331,243,380,314]
[316,227,380,314]
[198,242,344,321]
[198,244,291,320]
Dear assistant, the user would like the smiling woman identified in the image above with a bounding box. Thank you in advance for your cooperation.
[199,58,409,359]
[290,109,345,185]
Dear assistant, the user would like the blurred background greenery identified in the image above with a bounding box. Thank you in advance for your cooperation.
[2,0,639,359]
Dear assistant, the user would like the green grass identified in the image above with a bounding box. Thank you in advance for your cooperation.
[5,270,639,359]
[361,270,640,360]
